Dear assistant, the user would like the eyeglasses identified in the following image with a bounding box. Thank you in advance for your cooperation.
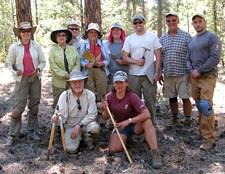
[57,34,66,37]
[76,99,81,110]
[113,71,128,78]
[68,28,79,31]
[166,19,177,23]
[20,29,31,33]
[133,21,143,25]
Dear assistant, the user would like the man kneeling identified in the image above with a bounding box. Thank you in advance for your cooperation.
[101,71,162,169]
[51,70,100,153]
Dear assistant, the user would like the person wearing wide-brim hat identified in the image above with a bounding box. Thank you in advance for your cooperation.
[51,70,100,153]
[80,23,110,103]
[49,28,80,109]
[5,21,46,147]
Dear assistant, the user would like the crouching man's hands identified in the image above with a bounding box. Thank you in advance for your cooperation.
[71,124,81,139]
[51,114,58,123]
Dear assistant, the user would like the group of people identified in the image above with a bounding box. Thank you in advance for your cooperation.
[4,11,222,169]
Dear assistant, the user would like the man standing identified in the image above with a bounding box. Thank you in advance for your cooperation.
[67,20,83,52]
[187,14,222,150]
[160,12,192,127]
[123,14,161,125]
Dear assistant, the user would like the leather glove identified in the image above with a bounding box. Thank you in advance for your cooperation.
[29,68,40,83]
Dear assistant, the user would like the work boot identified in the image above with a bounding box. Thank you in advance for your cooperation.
[28,131,41,141]
[5,136,15,147]
[172,115,180,126]
[184,116,191,128]
[151,149,162,169]
[199,141,215,151]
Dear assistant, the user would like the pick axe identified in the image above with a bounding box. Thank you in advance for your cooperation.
[102,95,133,164]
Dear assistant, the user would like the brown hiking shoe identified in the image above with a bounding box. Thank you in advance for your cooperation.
[199,141,215,151]
[151,149,162,169]
[172,116,180,126]
[184,118,191,128]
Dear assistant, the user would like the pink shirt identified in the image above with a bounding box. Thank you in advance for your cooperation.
[90,43,104,61]
[106,90,146,122]
[23,44,35,76]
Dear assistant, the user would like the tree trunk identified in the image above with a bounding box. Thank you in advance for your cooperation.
[15,0,34,39]
[80,0,84,29]
[141,0,146,17]
[126,0,131,23]
[84,0,101,30]
[213,0,217,33]
[132,0,136,16]
[157,0,162,37]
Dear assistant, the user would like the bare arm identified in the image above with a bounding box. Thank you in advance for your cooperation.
[122,51,145,66]
[153,48,161,82]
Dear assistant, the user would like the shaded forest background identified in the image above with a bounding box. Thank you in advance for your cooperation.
[0,0,225,64]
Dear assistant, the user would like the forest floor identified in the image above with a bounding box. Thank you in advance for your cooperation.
[0,63,225,174]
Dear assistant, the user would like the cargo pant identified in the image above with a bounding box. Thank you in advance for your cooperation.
[191,74,216,143]
[85,68,108,102]
[64,121,100,153]
[9,76,41,136]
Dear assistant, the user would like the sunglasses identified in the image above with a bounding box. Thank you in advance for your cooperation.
[68,28,79,31]
[113,71,128,78]
[133,21,143,25]
[166,19,177,23]
[20,29,31,33]
[76,99,81,110]
[57,34,66,37]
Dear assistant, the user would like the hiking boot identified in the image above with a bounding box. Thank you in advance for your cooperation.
[184,117,191,128]
[5,136,15,147]
[172,116,180,126]
[151,149,162,169]
[105,119,114,129]
[28,131,41,141]
[199,141,215,151]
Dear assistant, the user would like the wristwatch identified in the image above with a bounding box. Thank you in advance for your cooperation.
[128,118,132,123]
[78,121,83,128]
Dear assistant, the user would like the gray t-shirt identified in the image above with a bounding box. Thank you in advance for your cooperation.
[108,42,129,84]
[187,31,222,75]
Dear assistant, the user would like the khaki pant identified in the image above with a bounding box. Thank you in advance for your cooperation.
[128,75,157,125]
[85,68,108,102]
[191,74,216,143]
[52,84,69,109]
[65,121,100,152]
[9,76,41,136]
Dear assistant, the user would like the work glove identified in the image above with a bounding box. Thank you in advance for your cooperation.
[29,68,40,83]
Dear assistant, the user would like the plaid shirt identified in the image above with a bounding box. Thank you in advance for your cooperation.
[160,28,191,76]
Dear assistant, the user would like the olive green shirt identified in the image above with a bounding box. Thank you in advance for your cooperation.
[49,44,80,88]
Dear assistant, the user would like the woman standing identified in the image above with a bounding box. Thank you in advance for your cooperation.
[49,29,80,109]
[102,71,162,169]
[105,22,129,91]
[80,23,109,102]
[5,22,46,146]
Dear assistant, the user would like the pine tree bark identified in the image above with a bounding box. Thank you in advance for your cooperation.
[15,0,34,39]
[84,0,101,30]
[157,0,162,37]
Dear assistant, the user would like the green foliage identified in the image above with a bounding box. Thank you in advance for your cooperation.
[0,0,224,64]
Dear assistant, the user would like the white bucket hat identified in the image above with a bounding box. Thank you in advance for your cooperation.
[86,23,102,38]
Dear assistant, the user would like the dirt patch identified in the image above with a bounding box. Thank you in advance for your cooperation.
[0,64,225,174]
